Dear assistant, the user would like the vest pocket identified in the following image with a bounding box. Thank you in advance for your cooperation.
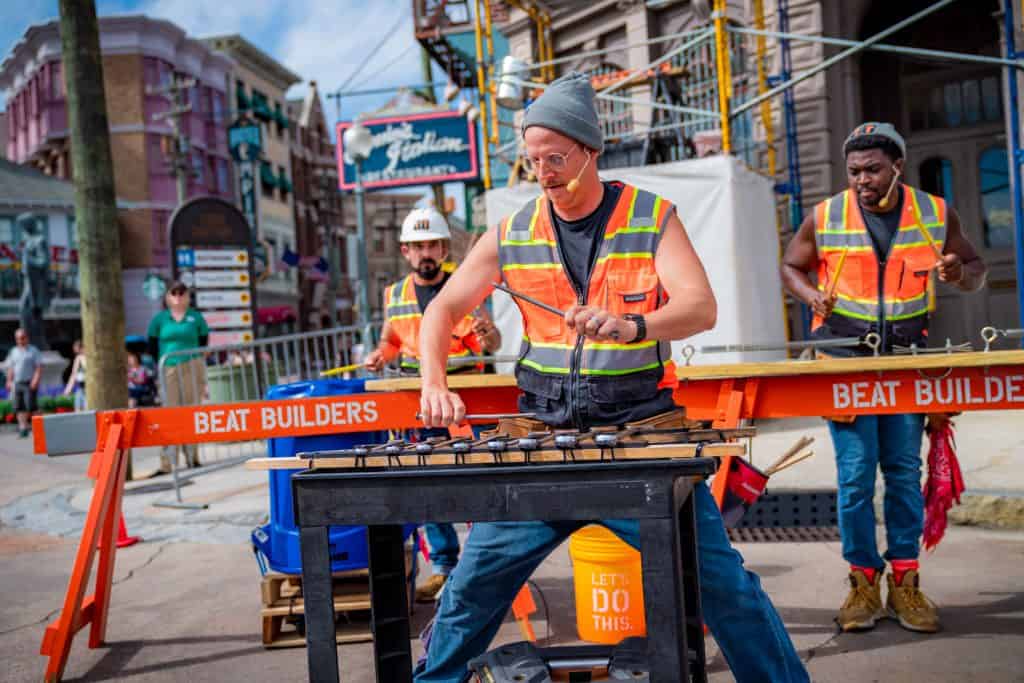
[605,272,659,316]
[587,369,661,405]
[506,269,567,340]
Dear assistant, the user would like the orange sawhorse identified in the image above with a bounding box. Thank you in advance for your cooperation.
[40,411,137,683]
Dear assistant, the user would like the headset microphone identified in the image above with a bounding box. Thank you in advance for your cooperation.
[565,151,592,194]
[878,167,901,209]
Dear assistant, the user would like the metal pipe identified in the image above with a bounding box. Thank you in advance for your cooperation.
[729,25,1024,70]
[1006,0,1024,341]
[713,0,733,153]
[473,0,492,189]
[503,76,719,118]
[700,337,864,354]
[733,0,957,117]
[483,0,500,146]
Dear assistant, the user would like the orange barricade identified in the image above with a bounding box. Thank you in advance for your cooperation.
[31,349,1024,680]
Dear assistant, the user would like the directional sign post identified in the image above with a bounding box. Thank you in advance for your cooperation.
[169,198,259,350]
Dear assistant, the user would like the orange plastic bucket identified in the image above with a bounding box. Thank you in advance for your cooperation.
[568,525,646,644]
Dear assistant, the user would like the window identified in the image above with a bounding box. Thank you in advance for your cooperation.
[216,158,230,196]
[278,165,290,198]
[919,157,955,206]
[909,75,1003,132]
[191,150,205,186]
[979,146,1012,249]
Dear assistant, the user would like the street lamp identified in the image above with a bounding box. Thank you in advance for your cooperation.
[342,121,374,351]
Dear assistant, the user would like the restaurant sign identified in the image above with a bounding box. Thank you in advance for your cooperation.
[335,110,478,190]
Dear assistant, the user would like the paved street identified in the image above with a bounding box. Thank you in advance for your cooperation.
[1,414,1023,682]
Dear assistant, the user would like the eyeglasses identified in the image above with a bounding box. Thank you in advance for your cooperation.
[169,290,187,297]
[522,143,578,174]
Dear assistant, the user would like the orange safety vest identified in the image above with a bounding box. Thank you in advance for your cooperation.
[812,185,947,347]
[498,182,677,420]
[383,273,481,373]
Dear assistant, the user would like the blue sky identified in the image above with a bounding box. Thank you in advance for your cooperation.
[1,0,445,116]
[1,1,471,211]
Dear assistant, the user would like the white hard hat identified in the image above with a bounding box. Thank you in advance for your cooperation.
[400,207,451,242]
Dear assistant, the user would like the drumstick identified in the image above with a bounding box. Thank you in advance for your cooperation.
[766,450,814,476]
[320,363,361,377]
[826,248,849,299]
[909,200,944,260]
[764,435,814,474]
[492,281,621,341]
[492,281,564,317]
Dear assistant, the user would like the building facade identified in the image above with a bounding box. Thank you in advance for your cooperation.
[204,34,301,324]
[0,159,79,351]
[287,81,345,330]
[0,15,234,334]
[499,0,1019,344]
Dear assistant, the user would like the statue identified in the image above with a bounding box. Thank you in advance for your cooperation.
[17,213,50,349]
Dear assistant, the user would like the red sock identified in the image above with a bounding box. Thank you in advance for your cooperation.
[851,565,879,583]
[890,559,919,584]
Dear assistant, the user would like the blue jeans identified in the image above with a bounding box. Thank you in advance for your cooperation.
[424,523,461,575]
[414,482,808,683]
[828,414,925,568]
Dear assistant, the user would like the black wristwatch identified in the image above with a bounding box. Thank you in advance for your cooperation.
[624,314,646,343]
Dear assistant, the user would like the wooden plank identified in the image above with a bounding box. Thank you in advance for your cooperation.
[676,349,1024,380]
[365,373,519,392]
[261,616,371,649]
[244,442,746,471]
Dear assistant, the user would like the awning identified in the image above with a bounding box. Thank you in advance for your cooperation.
[257,305,297,325]
[277,169,293,193]
[260,161,278,186]
[236,84,250,112]
[251,92,273,121]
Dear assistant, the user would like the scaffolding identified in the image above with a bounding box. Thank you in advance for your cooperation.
[468,0,1024,334]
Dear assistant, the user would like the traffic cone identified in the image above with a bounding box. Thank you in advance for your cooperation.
[116,515,141,548]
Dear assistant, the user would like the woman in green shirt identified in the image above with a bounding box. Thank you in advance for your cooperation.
[147,281,209,470]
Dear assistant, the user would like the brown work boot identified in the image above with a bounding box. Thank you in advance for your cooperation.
[415,573,449,603]
[887,570,941,633]
[837,569,885,632]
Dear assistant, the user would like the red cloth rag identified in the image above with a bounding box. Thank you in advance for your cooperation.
[922,421,965,551]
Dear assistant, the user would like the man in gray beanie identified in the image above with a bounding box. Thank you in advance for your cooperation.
[413,71,809,682]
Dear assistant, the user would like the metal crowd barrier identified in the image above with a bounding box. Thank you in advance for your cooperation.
[153,324,379,509]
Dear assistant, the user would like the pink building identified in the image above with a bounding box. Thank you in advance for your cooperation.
[0,15,235,333]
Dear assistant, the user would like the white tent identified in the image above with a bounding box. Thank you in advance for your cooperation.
[484,155,788,371]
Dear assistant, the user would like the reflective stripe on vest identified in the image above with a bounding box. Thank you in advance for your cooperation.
[498,183,676,385]
[384,274,477,371]
[812,185,946,329]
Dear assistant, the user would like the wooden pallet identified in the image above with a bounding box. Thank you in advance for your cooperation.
[260,550,414,649]
[261,569,374,649]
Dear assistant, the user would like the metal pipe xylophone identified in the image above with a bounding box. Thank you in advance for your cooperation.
[244,424,754,472]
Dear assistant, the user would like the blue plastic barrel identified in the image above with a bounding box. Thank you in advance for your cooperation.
[252,377,389,574]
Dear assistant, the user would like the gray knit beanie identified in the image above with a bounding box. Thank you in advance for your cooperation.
[522,71,604,153]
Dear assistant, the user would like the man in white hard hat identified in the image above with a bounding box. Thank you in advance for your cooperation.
[365,206,501,601]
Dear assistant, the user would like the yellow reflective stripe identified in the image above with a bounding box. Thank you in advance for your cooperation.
[585,340,658,351]
[832,307,875,322]
[596,251,653,264]
[819,228,867,235]
[820,245,872,253]
[528,339,573,349]
[889,309,928,321]
[519,358,570,374]
[833,290,926,306]
[501,238,557,247]
[581,361,661,376]
[502,263,562,270]
[388,313,422,322]
[605,226,659,238]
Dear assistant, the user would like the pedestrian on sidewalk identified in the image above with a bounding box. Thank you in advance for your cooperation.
[5,328,42,438]
[63,339,87,411]
[148,281,209,471]
[781,122,988,634]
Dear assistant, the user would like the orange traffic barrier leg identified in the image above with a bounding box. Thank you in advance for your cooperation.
[40,410,138,682]
[511,583,538,642]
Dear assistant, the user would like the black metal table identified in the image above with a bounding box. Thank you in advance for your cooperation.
[292,457,717,683]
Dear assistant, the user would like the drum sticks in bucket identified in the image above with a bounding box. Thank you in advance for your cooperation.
[764,435,816,476]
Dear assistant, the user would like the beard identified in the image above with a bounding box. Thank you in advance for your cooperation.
[417,259,441,280]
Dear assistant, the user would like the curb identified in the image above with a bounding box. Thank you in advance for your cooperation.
[949,492,1024,530]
